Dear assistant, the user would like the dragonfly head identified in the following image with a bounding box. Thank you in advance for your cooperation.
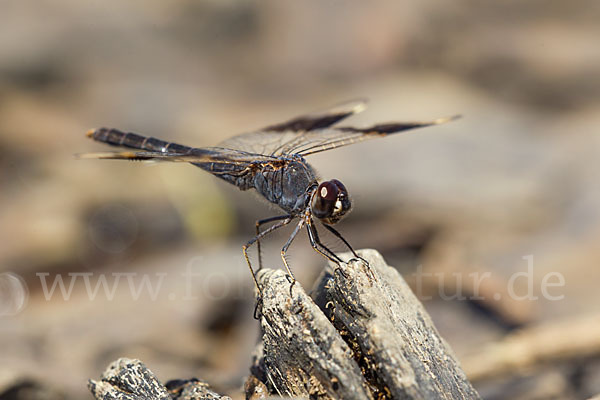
[311,179,352,224]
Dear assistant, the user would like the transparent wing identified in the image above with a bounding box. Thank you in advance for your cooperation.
[287,115,460,156]
[218,99,367,156]
[77,147,272,162]
[76,147,278,176]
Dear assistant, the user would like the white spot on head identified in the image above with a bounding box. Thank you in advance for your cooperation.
[320,186,328,197]
[334,200,342,213]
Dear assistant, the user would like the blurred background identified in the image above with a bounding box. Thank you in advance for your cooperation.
[1,1,599,399]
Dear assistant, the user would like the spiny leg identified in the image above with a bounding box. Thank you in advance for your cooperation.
[280,218,306,295]
[255,214,293,272]
[243,217,293,305]
[321,223,369,265]
[321,223,373,280]
[306,221,344,267]
[306,222,349,279]
[306,222,343,264]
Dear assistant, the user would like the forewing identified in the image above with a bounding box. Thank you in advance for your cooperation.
[217,99,367,156]
[77,150,202,161]
[76,147,276,175]
[290,115,460,156]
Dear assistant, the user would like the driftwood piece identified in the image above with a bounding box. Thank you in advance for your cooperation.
[249,249,480,400]
[88,358,230,400]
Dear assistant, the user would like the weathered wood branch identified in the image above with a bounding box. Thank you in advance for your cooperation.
[249,267,374,399]
[88,250,479,400]
[248,249,480,400]
[88,358,230,400]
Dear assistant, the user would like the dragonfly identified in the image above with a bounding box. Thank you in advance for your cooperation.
[81,100,457,304]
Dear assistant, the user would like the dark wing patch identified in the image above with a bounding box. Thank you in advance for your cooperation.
[264,99,367,132]
[217,99,367,156]
[290,115,461,156]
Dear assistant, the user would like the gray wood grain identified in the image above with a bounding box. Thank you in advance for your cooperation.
[88,250,478,400]
[250,268,374,399]
[88,358,230,400]
[249,249,480,400]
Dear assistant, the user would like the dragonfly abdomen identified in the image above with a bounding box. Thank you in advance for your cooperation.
[87,128,192,153]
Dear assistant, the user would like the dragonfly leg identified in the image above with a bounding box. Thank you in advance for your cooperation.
[280,218,306,296]
[255,214,293,272]
[306,221,343,264]
[306,222,350,279]
[243,217,293,313]
[322,223,373,280]
[321,224,369,265]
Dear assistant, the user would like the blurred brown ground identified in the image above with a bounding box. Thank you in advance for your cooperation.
[1,1,599,399]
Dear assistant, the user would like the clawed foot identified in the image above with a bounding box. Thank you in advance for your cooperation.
[354,256,375,281]
[253,295,263,320]
[344,255,375,281]
[285,274,296,297]
[352,255,369,266]
[333,264,350,279]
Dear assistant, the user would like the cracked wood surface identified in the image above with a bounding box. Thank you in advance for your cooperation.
[88,250,478,400]
[88,358,230,400]
[249,249,480,400]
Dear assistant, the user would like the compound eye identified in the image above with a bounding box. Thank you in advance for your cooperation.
[318,181,339,202]
[312,180,351,223]
[330,179,347,193]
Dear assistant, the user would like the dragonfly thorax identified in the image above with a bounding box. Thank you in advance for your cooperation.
[310,179,351,224]
[253,158,318,214]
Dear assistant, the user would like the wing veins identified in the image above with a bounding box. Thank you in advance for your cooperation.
[217,99,368,157]
[77,147,277,166]
[292,116,460,156]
